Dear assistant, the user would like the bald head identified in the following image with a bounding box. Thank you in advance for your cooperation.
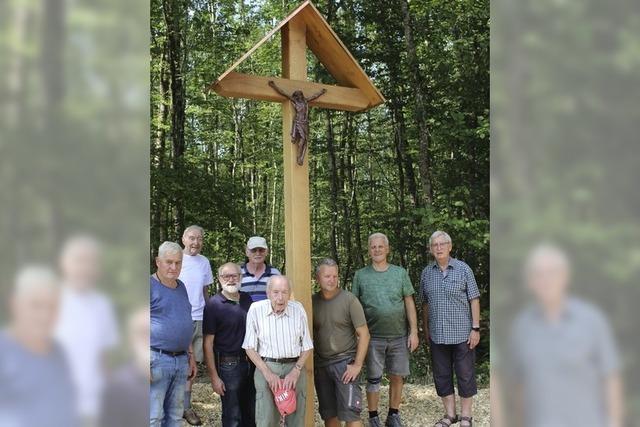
[60,234,102,289]
[266,275,291,314]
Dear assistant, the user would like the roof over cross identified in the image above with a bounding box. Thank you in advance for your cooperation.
[208,2,384,425]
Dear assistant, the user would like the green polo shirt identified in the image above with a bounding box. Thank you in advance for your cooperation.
[351,264,414,338]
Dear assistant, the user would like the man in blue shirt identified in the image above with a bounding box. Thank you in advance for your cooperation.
[506,244,622,427]
[420,231,481,427]
[150,241,197,427]
[1,265,78,427]
[203,262,255,427]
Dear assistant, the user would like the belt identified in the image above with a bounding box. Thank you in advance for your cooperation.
[263,357,298,364]
[150,346,187,357]
[218,354,248,363]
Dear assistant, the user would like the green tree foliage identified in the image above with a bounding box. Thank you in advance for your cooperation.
[151,0,489,382]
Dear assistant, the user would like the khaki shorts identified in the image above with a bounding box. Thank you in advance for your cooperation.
[191,320,204,362]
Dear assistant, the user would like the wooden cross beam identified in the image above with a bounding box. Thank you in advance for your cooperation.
[208,2,384,425]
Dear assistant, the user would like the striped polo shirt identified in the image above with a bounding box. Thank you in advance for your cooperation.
[240,263,281,302]
[242,299,314,358]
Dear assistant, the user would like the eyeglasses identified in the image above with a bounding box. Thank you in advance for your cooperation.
[430,241,450,249]
[249,248,266,253]
[220,274,240,280]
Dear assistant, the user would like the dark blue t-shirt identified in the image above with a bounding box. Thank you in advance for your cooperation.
[202,292,252,354]
[150,276,192,352]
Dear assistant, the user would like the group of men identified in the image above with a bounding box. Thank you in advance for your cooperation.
[150,226,481,427]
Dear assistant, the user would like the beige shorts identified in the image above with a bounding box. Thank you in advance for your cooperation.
[191,320,204,362]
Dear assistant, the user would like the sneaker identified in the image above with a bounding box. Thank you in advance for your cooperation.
[385,413,404,427]
[183,408,203,426]
[369,415,382,427]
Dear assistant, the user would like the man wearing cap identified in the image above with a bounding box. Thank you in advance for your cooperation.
[203,262,255,427]
[179,225,214,426]
[240,236,281,302]
[150,241,198,427]
[313,258,370,427]
[242,275,314,427]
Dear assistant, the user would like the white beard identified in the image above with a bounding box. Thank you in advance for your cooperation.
[223,284,240,294]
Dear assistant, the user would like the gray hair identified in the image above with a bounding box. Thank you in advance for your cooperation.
[429,230,452,247]
[157,241,183,258]
[14,265,59,296]
[218,262,241,276]
[266,275,291,292]
[368,232,389,246]
[524,243,571,276]
[183,225,204,237]
[315,258,338,276]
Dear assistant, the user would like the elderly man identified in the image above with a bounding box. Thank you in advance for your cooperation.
[352,233,419,427]
[54,235,119,426]
[150,241,197,427]
[242,275,313,427]
[313,259,370,427]
[179,225,214,425]
[203,262,255,427]
[420,231,480,427]
[1,265,77,427]
[506,244,622,427]
[240,236,281,302]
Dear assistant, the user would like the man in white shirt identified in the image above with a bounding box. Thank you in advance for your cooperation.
[243,275,314,427]
[54,235,119,426]
[179,225,214,426]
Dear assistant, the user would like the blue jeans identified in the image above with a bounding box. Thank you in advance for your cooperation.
[218,357,256,427]
[150,351,189,427]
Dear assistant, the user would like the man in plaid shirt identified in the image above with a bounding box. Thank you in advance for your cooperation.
[420,231,481,427]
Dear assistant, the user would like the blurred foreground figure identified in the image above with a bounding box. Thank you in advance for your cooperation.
[100,307,150,427]
[506,244,623,427]
[0,266,78,427]
[55,235,119,425]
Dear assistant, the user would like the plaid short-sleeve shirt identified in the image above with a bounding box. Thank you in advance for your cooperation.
[420,257,480,345]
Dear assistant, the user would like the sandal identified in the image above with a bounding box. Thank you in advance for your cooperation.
[459,416,473,426]
[434,414,458,426]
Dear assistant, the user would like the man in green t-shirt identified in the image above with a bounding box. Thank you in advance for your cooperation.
[352,233,419,427]
[313,258,370,427]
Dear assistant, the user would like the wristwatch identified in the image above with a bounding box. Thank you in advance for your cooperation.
[472,326,480,332]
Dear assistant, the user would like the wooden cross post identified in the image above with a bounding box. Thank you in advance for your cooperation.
[209,3,384,425]
[280,16,316,424]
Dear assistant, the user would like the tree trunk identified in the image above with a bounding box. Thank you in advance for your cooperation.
[326,110,340,263]
[401,0,433,205]
[151,42,169,256]
[163,0,187,235]
[339,113,354,284]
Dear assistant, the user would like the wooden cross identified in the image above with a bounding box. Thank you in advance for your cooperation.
[208,2,384,424]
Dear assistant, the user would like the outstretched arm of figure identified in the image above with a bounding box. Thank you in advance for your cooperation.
[268,80,293,101]
[306,88,327,102]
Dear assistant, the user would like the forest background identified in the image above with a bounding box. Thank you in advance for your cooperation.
[150,0,490,382]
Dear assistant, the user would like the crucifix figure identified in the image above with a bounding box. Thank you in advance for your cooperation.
[209,3,384,424]
[268,80,327,165]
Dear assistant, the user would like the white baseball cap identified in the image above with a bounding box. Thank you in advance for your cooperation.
[247,236,268,250]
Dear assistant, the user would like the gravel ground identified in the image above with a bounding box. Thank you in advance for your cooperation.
[190,373,490,426]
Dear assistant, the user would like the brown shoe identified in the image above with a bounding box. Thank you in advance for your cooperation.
[183,408,202,426]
